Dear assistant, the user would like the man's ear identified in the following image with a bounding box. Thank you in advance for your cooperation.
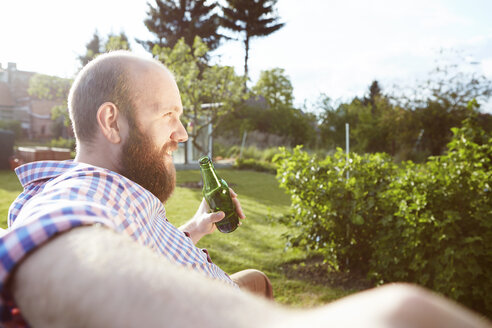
[96,102,123,144]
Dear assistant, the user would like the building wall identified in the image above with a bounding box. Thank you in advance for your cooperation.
[0,64,66,140]
[0,81,15,121]
[30,99,60,139]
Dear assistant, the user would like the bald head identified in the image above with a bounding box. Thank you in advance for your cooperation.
[68,51,170,144]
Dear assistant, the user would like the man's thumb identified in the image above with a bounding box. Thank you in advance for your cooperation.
[210,211,225,222]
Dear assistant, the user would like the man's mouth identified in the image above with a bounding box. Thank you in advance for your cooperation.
[163,142,179,157]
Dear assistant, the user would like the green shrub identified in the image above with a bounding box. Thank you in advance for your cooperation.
[0,120,22,139]
[233,158,277,174]
[49,137,76,151]
[371,119,492,316]
[215,143,285,163]
[213,142,228,158]
[260,147,282,162]
[274,119,492,316]
[275,146,398,273]
[240,146,264,161]
[226,145,241,158]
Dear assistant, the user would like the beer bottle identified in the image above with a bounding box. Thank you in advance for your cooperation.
[199,156,239,233]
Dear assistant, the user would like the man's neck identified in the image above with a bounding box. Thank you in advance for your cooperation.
[74,142,122,174]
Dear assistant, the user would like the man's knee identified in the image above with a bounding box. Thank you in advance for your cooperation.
[230,269,274,300]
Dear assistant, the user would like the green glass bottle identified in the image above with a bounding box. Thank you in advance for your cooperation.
[199,156,239,233]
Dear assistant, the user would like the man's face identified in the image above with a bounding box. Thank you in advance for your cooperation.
[119,63,188,203]
[119,119,177,203]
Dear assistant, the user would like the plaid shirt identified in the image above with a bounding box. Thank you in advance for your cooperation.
[0,160,235,324]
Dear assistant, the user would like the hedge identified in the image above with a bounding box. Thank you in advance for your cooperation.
[274,118,491,316]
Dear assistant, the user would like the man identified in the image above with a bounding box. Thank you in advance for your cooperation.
[0,51,270,326]
[0,51,490,327]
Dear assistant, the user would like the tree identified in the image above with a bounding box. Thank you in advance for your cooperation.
[221,0,284,79]
[216,67,320,148]
[252,68,293,108]
[216,101,318,148]
[78,31,132,67]
[0,120,22,140]
[78,31,102,67]
[153,37,245,154]
[28,75,72,102]
[354,95,411,156]
[362,80,382,108]
[317,95,359,151]
[28,74,73,137]
[404,52,492,112]
[317,87,416,158]
[318,54,492,159]
[139,0,222,53]
[105,32,131,52]
[394,51,492,156]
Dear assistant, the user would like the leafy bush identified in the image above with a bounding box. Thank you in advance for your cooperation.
[213,142,228,159]
[214,142,284,163]
[372,118,492,316]
[49,137,76,151]
[275,147,398,273]
[274,119,492,316]
[0,120,22,140]
[233,158,277,174]
[260,147,282,162]
[238,146,263,160]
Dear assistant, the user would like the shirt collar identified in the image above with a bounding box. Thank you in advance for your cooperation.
[15,160,81,188]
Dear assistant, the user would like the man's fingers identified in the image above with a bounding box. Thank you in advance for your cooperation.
[232,197,246,219]
[229,188,238,198]
[229,188,246,219]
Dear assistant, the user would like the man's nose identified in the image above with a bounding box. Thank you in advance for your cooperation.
[171,121,188,143]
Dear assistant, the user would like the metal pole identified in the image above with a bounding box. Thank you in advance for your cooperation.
[345,122,350,267]
[187,136,193,162]
[208,122,213,159]
[239,130,247,159]
[346,123,349,180]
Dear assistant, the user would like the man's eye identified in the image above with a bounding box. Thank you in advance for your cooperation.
[163,112,173,117]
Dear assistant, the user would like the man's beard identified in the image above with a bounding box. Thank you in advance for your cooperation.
[119,123,177,203]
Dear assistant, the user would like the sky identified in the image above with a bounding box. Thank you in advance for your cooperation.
[1,0,492,113]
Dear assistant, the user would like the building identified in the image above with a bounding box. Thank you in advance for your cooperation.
[0,62,67,140]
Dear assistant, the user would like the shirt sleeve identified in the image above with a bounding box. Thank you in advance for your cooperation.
[0,194,117,323]
[182,231,213,263]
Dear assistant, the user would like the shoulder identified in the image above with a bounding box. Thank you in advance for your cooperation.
[46,164,149,203]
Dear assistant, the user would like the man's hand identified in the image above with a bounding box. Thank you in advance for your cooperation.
[179,188,246,244]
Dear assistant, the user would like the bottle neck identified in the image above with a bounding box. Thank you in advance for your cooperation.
[200,161,221,189]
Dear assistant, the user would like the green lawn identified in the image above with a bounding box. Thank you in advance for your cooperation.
[0,170,22,227]
[0,168,361,307]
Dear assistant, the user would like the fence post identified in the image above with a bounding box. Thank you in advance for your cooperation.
[345,122,350,268]
[239,130,248,159]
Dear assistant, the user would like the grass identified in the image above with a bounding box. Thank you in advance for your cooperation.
[0,171,22,227]
[0,168,362,307]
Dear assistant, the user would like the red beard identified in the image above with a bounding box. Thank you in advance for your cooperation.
[120,121,177,203]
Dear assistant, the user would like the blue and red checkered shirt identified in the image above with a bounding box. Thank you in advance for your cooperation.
[0,160,235,324]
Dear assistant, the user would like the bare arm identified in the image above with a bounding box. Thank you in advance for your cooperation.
[10,226,491,328]
[10,225,284,328]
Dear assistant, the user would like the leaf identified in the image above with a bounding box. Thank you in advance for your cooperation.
[351,214,364,225]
